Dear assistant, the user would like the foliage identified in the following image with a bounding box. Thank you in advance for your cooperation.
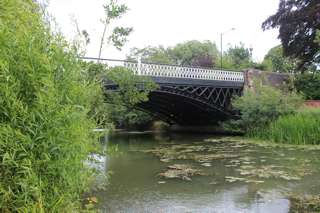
[81,63,157,129]
[98,0,133,58]
[316,30,320,45]
[294,73,320,100]
[128,46,174,64]
[262,45,297,73]
[253,108,320,145]
[222,43,254,70]
[82,61,107,82]
[80,62,115,129]
[128,40,219,67]
[169,40,219,67]
[105,67,158,106]
[106,106,153,129]
[104,67,158,129]
[129,41,259,71]
[230,80,303,132]
[262,0,320,70]
[0,0,98,211]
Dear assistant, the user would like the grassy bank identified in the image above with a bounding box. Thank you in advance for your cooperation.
[251,108,320,145]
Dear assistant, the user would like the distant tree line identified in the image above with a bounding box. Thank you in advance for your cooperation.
[127,40,258,71]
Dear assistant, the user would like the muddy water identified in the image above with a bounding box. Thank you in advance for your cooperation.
[92,132,320,212]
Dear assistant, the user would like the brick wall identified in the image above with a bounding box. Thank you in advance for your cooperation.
[305,100,320,108]
[244,69,292,90]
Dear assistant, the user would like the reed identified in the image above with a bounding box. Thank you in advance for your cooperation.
[252,108,320,145]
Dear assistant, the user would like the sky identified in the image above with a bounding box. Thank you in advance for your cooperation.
[47,0,281,62]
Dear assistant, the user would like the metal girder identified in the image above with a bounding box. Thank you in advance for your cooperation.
[103,81,243,125]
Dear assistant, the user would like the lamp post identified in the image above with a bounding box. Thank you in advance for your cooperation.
[220,28,235,70]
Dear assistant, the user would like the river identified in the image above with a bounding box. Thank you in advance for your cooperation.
[90,132,320,212]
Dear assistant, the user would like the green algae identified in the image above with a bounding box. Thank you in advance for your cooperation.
[139,138,317,184]
[159,164,206,181]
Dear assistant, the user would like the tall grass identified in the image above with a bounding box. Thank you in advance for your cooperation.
[252,108,320,145]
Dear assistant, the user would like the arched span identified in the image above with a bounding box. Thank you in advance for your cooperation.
[104,79,243,125]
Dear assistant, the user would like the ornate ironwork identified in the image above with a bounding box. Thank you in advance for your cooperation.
[83,57,244,82]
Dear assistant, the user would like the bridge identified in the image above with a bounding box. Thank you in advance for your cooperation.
[84,57,245,125]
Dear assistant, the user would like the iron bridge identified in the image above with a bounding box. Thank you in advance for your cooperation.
[84,57,244,125]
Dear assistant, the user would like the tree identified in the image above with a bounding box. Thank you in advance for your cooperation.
[98,0,133,59]
[128,40,219,67]
[262,45,297,73]
[105,67,157,106]
[222,43,254,70]
[82,61,158,129]
[262,0,320,70]
[128,46,173,64]
[104,67,158,129]
[169,40,219,67]
[294,73,320,100]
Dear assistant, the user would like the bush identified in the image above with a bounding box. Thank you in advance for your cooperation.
[105,66,158,106]
[294,73,320,100]
[230,80,303,132]
[103,66,158,129]
[81,63,158,129]
[253,109,320,145]
[0,0,98,211]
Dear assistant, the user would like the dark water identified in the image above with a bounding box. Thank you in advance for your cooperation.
[91,132,320,213]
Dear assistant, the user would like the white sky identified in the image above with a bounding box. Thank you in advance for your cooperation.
[47,0,281,62]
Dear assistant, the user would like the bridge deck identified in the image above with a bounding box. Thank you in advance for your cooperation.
[83,57,244,85]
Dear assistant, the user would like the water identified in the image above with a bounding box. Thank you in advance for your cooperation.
[91,132,320,213]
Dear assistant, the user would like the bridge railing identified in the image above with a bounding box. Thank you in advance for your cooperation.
[82,57,244,82]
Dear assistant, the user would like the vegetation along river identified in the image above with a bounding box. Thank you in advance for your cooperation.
[90,132,320,212]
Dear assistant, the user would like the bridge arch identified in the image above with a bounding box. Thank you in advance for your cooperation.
[87,57,244,125]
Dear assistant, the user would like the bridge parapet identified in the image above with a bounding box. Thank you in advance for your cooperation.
[83,57,244,83]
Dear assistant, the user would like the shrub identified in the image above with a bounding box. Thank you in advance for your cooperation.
[230,80,303,132]
[0,0,98,211]
[81,63,158,129]
[103,66,158,129]
[294,73,320,100]
[105,66,158,106]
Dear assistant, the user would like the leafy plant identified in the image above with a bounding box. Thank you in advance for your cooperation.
[98,0,133,59]
[0,0,99,211]
[294,73,320,100]
[262,45,297,73]
[230,79,303,132]
[105,67,158,106]
[103,67,158,129]
[81,62,158,129]
[222,42,254,70]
